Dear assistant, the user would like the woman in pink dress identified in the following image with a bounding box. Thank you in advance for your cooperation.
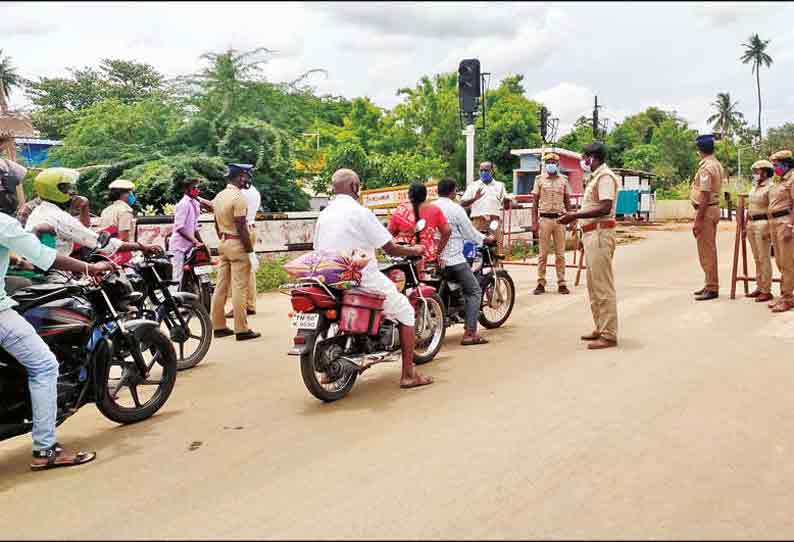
[388,183,451,275]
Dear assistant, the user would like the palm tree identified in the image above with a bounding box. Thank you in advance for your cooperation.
[707,92,744,138]
[0,49,23,114]
[740,34,773,139]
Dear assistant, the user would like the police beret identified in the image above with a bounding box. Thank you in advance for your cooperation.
[770,150,793,161]
[695,134,716,145]
[542,152,560,161]
[108,178,135,190]
[226,163,254,178]
[751,159,774,170]
[582,142,607,157]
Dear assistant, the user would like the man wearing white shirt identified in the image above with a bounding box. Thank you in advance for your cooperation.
[227,183,261,317]
[460,161,511,247]
[313,169,433,389]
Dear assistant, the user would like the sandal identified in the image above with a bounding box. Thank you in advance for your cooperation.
[30,443,96,471]
[771,301,794,313]
[400,374,434,389]
[461,335,489,346]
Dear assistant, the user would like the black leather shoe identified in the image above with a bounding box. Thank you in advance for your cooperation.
[558,285,570,295]
[213,328,234,338]
[695,290,719,301]
[693,288,706,296]
[533,284,545,295]
[236,330,262,341]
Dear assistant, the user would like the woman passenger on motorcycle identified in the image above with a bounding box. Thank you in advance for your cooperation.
[387,182,451,277]
[24,169,161,274]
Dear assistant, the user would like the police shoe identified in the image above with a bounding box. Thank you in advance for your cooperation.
[558,285,570,295]
[694,290,719,301]
[746,289,762,298]
[213,328,235,338]
[587,338,617,350]
[756,293,773,303]
[236,330,262,341]
[533,284,545,295]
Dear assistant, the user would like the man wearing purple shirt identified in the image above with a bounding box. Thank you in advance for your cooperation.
[168,178,212,291]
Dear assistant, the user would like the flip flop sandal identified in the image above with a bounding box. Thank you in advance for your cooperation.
[461,336,489,346]
[400,374,434,389]
[772,302,793,313]
[30,444,96,471]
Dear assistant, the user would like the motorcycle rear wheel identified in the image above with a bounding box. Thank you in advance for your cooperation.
[300,340,357,403]
[413,293,446,365]
[182,273,213,314]
[97,327,177,424]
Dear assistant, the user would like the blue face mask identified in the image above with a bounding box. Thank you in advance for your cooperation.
[127,193,136,206]
[545,164,559,175]
[480,171,493,183]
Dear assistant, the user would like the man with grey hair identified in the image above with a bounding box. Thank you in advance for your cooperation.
[461,161,511,248]
[313,168,433,389]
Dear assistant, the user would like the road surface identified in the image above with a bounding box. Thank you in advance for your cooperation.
[3,223,794,539]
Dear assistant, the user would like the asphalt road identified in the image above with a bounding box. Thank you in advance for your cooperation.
[4,223,794,539]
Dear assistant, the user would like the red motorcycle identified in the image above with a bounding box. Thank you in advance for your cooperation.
[286,254,445,402]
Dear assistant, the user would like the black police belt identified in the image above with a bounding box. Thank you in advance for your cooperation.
[540,212,563,219]
[769,209,791,219]
[749,213,769,221]
[692,202,719,210]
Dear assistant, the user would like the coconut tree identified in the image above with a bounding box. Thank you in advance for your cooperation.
[0,49,23,114]
[740,34,773,139]
[707,92,744,139]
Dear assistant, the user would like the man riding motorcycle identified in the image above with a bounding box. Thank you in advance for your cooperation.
[313,168,433,389]
[24,168,161,272]
[0,158,114,471]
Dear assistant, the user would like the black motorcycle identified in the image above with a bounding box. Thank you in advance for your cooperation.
[0,264,177,444]
[179,244,215,314]
[124,253,212,371]
[427,224,516,330]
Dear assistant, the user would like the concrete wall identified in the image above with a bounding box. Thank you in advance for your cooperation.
[654,200,695,220]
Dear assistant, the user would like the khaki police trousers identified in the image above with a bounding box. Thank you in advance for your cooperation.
[771,218,794,301]
[212,239,252,333]
[537,217,566,287]
[583,229,617,342]
[226,228,257,311]
[695,206,721,291]
[747,219,772,294]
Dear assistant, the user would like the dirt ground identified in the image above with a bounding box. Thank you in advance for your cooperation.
[2,223,793,540]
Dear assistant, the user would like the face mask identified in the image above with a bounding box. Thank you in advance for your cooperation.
[580,159,591,173]
[752,173,761,183]
[127,193,136,206]
[480,171,493,183]
[775,165,787,177]
[545,164,559,175]
[189,187,201,198]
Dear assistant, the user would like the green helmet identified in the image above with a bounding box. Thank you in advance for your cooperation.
[34,167,79,204]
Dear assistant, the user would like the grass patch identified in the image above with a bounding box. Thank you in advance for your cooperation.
[255,256,290,293]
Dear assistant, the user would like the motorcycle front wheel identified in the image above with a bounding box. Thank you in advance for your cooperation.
[413,293,446,365]
[479,270,516,329]
[97,327,177,424]
[164,302,212,371]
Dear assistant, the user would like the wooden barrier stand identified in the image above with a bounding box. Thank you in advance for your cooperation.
[729,193,782,299]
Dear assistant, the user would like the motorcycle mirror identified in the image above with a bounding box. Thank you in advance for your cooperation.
[97,231,111,249]
[415,218,427,233]
[489,219,500,232]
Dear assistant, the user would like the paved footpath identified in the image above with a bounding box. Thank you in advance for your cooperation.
[3,223,794,539]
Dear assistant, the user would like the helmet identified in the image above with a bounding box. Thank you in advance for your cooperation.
[108,179,135,191]
[34,168,79,204]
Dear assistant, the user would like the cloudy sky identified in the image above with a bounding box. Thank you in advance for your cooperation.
[4,1,793,135]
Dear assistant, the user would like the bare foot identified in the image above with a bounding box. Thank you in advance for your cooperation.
[400,373,434,389]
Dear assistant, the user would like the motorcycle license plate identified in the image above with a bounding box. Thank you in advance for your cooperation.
[194,265,213,276]
[291,313,319,330]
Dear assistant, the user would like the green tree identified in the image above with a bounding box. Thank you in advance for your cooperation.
[0,49,23,114]
[622,144,662,172]
[367,152,448,189]
[762,123,794,158]
[740,34,773,139]
[321,142,370,190]
[707,92,744,139]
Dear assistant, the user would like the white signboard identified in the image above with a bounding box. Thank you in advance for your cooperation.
[640,192,652,213]
[361,184,438,209]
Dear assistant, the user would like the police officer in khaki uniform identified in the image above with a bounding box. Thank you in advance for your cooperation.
[768,150,794,312]
[100,179,136,241]
[745,159,774,303]
[532,152,572,295]
[558,142,619,350]
[210,164,261,341]
[690,134,725,301]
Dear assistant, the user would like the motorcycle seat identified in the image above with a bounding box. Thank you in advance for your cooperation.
[11,283,70,298]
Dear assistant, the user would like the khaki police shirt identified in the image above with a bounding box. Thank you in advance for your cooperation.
[532,173,570,215]
[768,170,794,214]
[748,180,772,216]
[99,200,134,234]
[580,164,619,227]
[212,184,247,236]
[690,155,724,206]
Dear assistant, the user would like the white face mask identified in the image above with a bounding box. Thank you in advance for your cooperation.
[580,159,591,173]
[545,163,559,175]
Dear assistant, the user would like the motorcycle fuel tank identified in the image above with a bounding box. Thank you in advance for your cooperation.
[21,297,94,347]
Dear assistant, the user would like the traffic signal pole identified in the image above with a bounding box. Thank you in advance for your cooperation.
[463,123,475,187]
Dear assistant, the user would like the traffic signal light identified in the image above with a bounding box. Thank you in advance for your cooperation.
[458,59,481,119]
[539,107,549,140]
